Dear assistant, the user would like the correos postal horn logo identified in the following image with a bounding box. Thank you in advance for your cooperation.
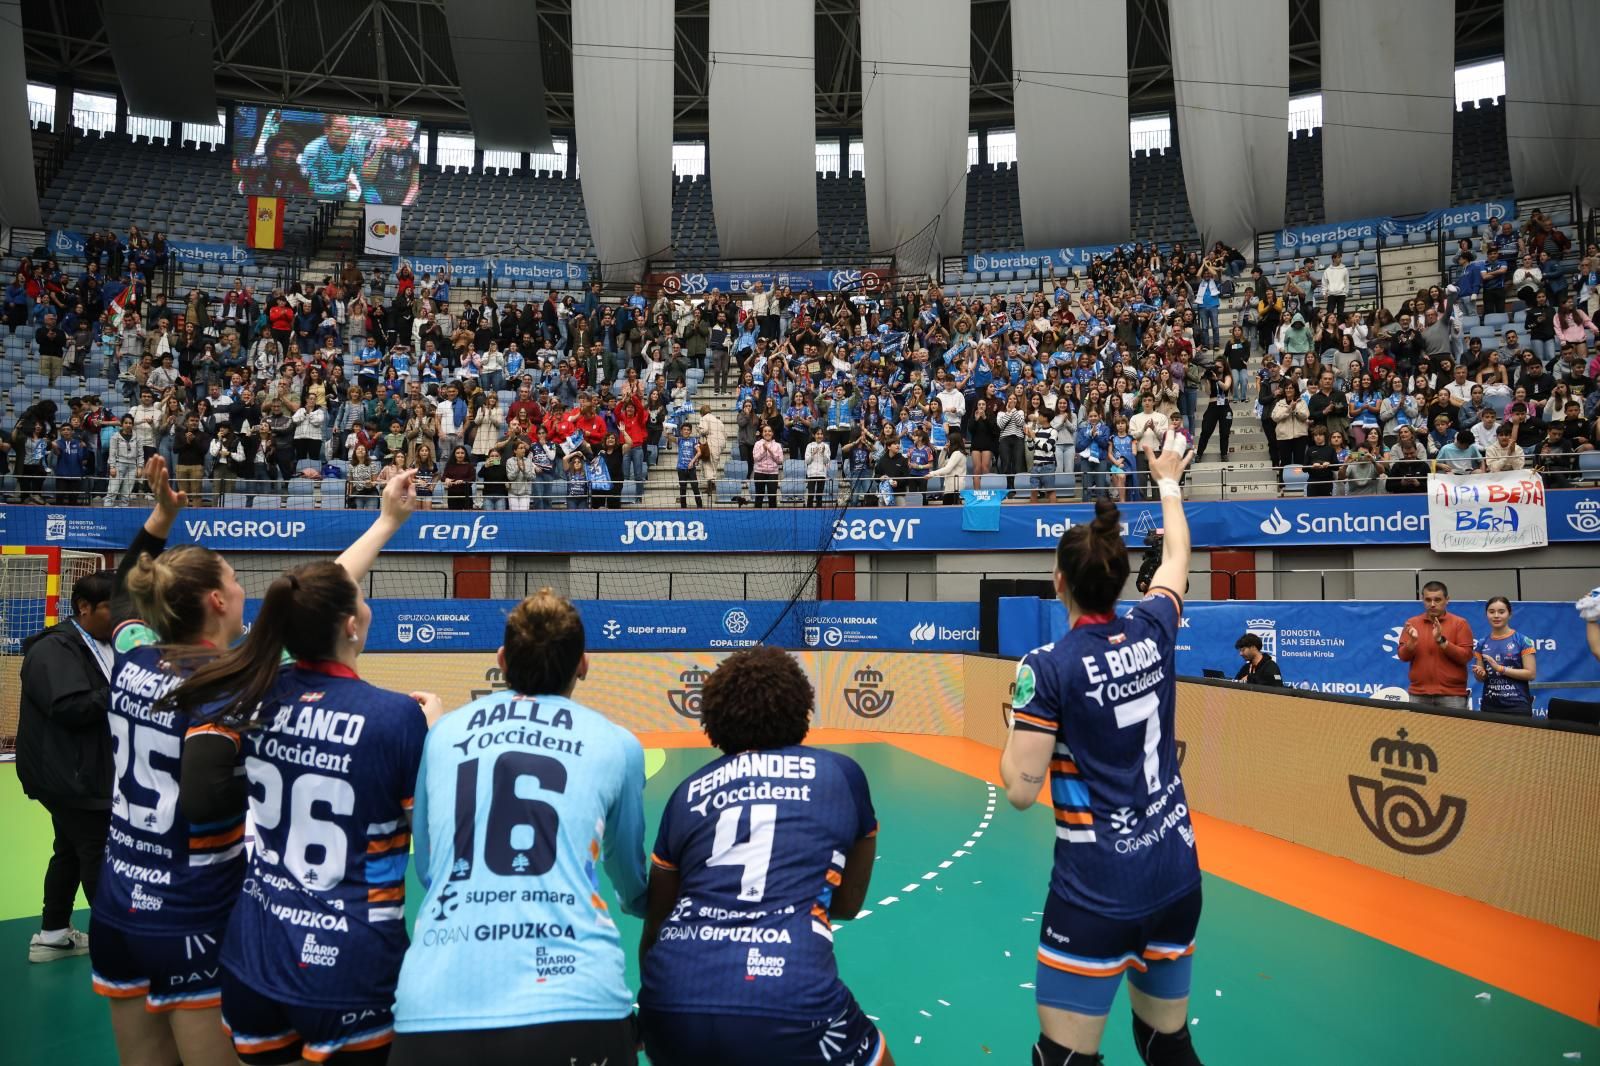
[843,666,894,719]
[1348,728,1467,855]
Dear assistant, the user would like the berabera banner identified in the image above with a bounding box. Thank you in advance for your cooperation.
[1274,200,1514,252]
[1428,470,1548,553]
[649,268,890,296]
[50,229,255,266]
[239,598,980,654]
[997,597,1600,715]
[397,255,590,286]
[966,242,1146,275]
[7,491,1600,554]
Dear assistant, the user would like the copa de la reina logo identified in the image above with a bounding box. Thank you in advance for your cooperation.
[1348,727,1467,855]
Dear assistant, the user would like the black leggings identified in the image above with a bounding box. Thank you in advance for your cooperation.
[753,472,778,507]
[389,1017,637,1066]
[1195,404,1231,459]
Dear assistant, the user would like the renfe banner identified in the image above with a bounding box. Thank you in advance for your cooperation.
[397,255,590,286]
[1273,200,1514,251]
[1428,471,1548,553]
[239,598,981,654]
[50,229,255,266]
[7,491,1599,554]
[996,597,1600,714]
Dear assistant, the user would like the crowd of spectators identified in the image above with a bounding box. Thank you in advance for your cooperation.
[3,211,1598,510]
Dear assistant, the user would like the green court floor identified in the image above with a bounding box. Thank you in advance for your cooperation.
[2,745,1597,1064]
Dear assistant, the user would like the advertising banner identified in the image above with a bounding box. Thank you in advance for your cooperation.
[1428,470,1548,552]
[966,242,1146,275]
[1273,200,1514,252]
[650,267,890,296]
[50,229,255,267]
[1174,683,1600,939]
[241,598,980,654]
[997,597,1600,713]
[396,255,590,286]
[7,491,1598,554]
[358,650,966,737]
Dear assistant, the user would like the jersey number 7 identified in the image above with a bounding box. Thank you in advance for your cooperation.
[1113,692,1163,795]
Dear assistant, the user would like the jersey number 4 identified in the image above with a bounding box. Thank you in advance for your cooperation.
[707,803,777,903]
[451,751,568,878]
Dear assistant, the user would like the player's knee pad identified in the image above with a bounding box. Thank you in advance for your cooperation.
[1132,1014,1203,1066]
[1033,1033,1104,1066]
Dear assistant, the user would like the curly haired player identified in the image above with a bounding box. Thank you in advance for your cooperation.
[638,646,892,1066]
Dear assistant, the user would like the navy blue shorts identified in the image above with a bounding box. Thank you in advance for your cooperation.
[221,968,394,1064]
[1035,885,1202,1017]
[89,915,225,1013]
[639,996,885,1066]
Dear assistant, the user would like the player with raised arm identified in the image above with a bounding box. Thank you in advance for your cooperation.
[1000,432,1204,1066]
[170,470,444,1065]
[637,646,891,1066]
[90,455,247,1066]
[388,590,649,1065]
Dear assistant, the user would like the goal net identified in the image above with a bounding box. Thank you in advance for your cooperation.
[1,547,106,755]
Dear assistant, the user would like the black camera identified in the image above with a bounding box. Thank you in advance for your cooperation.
[1136,530,1165,594]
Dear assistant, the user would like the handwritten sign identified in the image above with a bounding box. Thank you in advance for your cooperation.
[1428,471,1548,553]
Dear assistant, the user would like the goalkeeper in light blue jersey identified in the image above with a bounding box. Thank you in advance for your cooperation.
[390,590,649,1066]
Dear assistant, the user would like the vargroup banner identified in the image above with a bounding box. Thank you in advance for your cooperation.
[242,597,980,654]
[396,255,590,286]
[50,229,255,266]
[1428,470,1548,553]
[363,204,401,256]
[1274,200,1514,252]
[6,492,1600,553]
[650,267,889,297]
[997,597,1600,713]
[966,242,1146,275]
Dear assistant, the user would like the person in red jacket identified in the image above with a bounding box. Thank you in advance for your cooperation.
[1396,581,1475,709]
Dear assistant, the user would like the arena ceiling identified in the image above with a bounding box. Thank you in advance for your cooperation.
[20,0,1506,132]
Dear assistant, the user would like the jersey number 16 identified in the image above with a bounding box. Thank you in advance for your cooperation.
[451,751,568,878]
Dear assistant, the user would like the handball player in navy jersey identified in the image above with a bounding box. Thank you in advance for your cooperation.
[172,470,447,1064]
[638,646,891,1066]
[1001,433,1205,1066]
[91,456,248,1066]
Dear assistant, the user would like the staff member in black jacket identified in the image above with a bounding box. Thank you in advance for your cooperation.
[17,569,117,963]
[1233,632,1284,686]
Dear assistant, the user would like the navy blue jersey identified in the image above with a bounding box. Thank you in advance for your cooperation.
[1475,631,1535,708]
[1011,588,1200,919]
[93,620,246,935]
[639,746,876,1020]
[214,662,428,1008]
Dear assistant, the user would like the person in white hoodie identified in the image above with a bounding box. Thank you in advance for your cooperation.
[104,414,143,506]
[1321,251,1353,319]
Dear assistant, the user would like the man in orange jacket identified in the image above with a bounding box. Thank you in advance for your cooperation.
[1396,581,1475,709]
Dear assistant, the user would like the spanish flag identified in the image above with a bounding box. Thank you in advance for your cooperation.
[247,195,284,250]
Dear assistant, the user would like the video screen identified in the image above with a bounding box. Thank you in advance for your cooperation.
[233,106,421,205]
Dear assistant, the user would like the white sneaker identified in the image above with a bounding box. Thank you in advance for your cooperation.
[28,928,89,963]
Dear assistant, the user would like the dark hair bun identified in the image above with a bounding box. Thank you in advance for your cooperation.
[1090,499,1122,538]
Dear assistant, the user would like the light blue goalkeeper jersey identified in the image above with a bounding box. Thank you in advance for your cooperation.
[391,692,649,1033]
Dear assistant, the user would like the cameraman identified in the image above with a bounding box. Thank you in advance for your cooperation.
[1233,633,1284,686]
